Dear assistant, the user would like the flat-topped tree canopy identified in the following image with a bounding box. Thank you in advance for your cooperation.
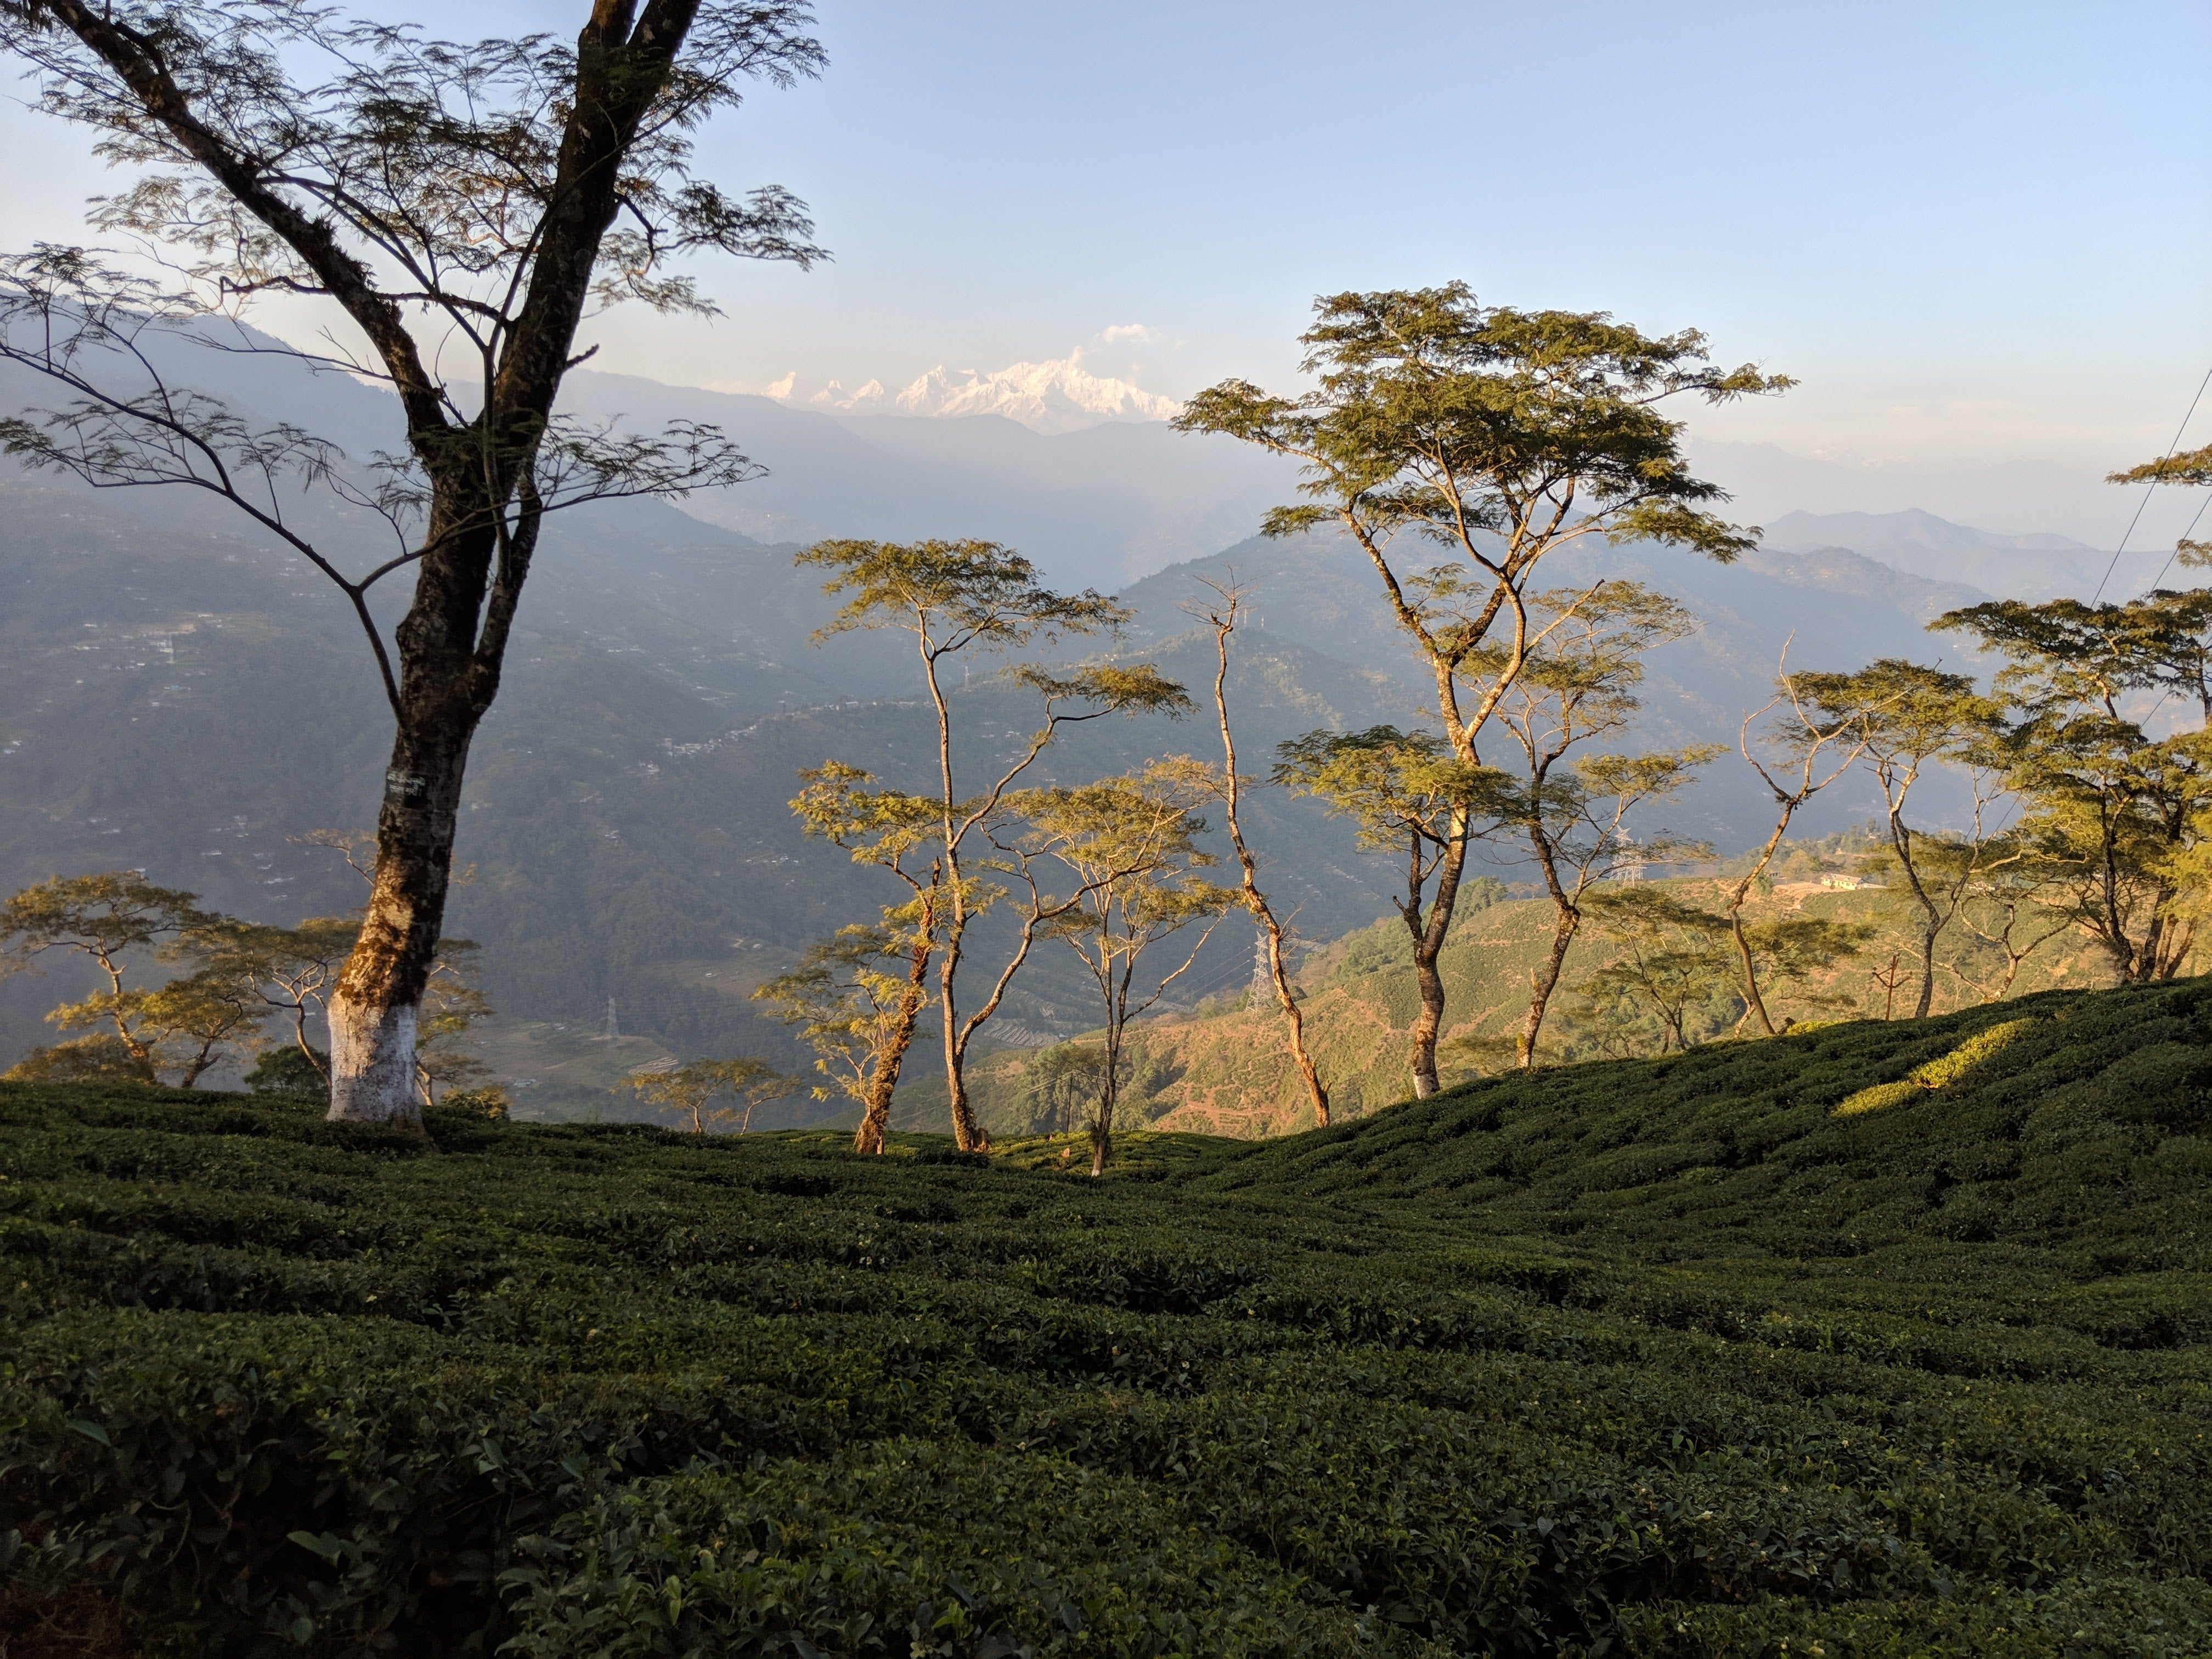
[1178,283,1789,589]
[1177,283,1790,1099]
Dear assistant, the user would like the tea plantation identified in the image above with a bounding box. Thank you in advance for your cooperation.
[4,980,2211,1657]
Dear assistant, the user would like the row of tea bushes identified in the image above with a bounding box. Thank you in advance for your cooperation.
[3,979,2208,1654]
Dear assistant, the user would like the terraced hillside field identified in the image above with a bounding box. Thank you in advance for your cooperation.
[4,978,2210,1656]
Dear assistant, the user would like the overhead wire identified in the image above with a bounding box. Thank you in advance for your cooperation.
[2113,377,2212,731]
[2144,491,2212,592]
[2092,361,2212,602]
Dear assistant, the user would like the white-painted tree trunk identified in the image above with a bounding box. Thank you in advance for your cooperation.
[326,994,421,1124]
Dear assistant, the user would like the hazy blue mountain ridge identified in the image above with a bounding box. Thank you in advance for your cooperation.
[0,334,2128,1121]
[1116,526,1999,845]
[0,479,1410,1119]
[1761,507,2168,601]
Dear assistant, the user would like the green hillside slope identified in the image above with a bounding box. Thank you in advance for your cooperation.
[5,978,2209,1655]
[0,480,1412,1116]
[946,871,2127,1141]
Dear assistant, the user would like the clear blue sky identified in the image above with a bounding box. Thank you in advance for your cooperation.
[4,2,2208,514]
[662,1,2212,470]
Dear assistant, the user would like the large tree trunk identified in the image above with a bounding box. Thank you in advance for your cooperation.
[1407,828,1470,1098]
[939,956,989,1152]
[328,724,470,1124]
[327,508,510,1125]
[29,2,733,1127]
[1519,904,1579,1067]
[855,944,932,1154]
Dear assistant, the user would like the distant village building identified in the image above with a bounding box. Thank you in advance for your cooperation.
[1819,873,1883,890]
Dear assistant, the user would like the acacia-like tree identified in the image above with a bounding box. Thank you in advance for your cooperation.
[1020,1040,1110,1138]
[1025,759,1235,1175]
[1274,723,1494,1069]
[2112,442,2212,573]
[1728,664,1876,1031]
[754,919,933,1155]
[0,2,826,1124]
[1574,887,1737,1054]
[1177,284,1788,1094]
[1472,582,1716,1063]
[1575,884,1866,1053]
[1952,835,2080,998]
[626,1056,795,1136]
[796,539,1187,1150]
[0,871,206,1081]
[192,915,359,1081]
[1936,592,2212,982]
[1790,660,2007,1018]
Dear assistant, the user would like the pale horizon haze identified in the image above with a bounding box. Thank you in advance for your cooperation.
[2,1,2208,548]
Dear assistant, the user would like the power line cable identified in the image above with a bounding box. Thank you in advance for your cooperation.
[2144,491,2212,592]
[2093,362,2212,602]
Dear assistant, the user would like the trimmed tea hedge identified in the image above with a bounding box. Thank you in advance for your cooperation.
[4,979,2210,1655]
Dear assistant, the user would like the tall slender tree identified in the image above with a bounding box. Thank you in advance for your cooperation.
[1473,583,1716,1063]
[1274,724,1495,1067]
[755,920,933,1156]
[796,539,1188,1149]
[1025,759,1235,1175]
[1790,660,2006,1018]
[1177,285,1789,1093]
[1186,574,1331,1126]
[0,2,826,1123]
[1728,663,1876,1032]
[778,768,942,1153]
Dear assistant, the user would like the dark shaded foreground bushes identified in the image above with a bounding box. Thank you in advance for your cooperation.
[3,979,2211,1655]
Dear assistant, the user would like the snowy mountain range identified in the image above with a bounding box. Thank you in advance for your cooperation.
[759,347,1181,435]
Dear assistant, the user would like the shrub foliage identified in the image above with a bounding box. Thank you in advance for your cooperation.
[3,979,2210,1655]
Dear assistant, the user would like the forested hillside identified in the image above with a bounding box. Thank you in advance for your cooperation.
[0,478,1415,1111]
[5,975,2209,1654]
[1,458,2023,1119]
[939,868,2127,1140]
[1114,524,1997,850]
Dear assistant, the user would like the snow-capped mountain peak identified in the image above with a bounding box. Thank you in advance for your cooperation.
[762,348,1180,435]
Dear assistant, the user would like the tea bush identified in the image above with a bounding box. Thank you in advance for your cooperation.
[3,979,2209,1655]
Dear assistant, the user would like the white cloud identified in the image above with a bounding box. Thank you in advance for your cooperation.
[1095,322,1161,346]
